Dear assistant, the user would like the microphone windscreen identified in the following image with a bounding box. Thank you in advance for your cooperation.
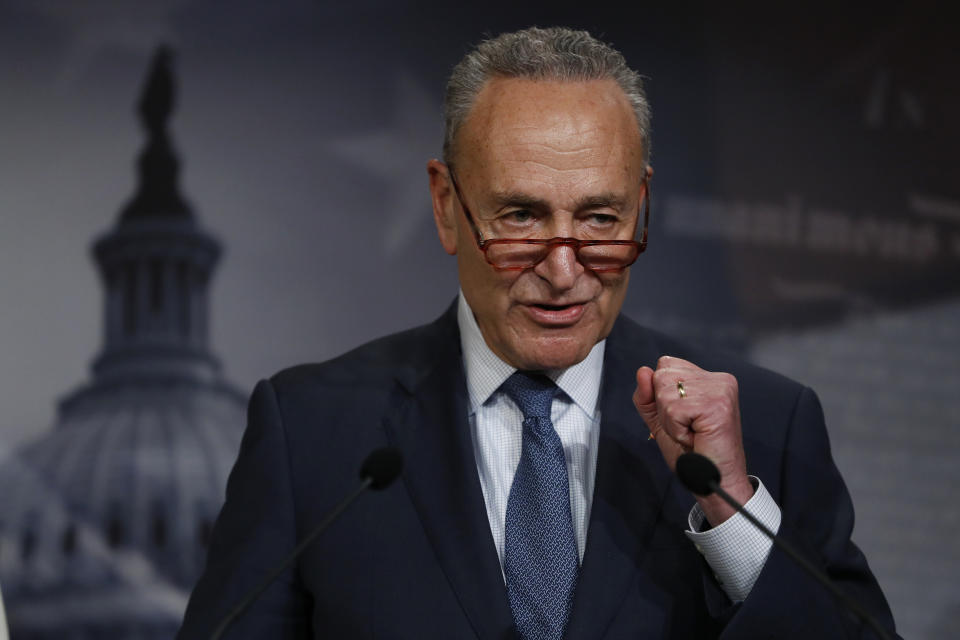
[676,452,721,496]
[359,447,404,490]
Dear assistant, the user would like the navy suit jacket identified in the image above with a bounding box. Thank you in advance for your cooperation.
[178,304,897,639]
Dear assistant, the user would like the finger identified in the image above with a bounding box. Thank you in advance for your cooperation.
[651,367,700,404]
[654,354,698,373]
[657,395,697,448]
[654,373,739,435]
[633,366,658,430]
[634,366,655,407]
[658,428,694,458]
[650,369,699,448]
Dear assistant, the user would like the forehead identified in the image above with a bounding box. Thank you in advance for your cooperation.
[455,77,643,186]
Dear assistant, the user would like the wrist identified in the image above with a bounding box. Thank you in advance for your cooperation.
[696,475,755,527]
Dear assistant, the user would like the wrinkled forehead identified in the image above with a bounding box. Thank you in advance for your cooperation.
[454,77,646,190]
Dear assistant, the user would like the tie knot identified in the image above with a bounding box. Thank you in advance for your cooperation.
[501,371,558,420]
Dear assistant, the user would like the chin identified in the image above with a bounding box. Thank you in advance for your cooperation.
[513,336,595,371]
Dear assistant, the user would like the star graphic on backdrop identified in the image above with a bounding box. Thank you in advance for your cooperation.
[864,68,925,129]
[330,70,441,257]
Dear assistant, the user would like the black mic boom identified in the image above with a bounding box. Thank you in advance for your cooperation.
[674,452,893,640]
[209,446,403,640]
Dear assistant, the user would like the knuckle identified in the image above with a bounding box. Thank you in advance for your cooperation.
[715,397,733,416]
[663,402,682,424]
[652,368,670,387]
[720,371,738,391]
[656,355,673,369]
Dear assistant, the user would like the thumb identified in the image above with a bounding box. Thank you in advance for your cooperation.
[633,366,659,428]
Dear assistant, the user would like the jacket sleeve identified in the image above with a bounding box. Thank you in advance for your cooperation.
[719,386,900,639]
[177,379,311,639]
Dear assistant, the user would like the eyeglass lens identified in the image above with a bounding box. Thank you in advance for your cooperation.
[485,241,639,271]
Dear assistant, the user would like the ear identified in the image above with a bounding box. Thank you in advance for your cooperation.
[427,159,458,255]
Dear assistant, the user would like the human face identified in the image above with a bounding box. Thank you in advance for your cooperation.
[428,77,649,371]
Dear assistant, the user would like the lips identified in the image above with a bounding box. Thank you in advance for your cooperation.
[524,301,587,326]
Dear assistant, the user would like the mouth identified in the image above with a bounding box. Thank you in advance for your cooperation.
[524,302,587,326]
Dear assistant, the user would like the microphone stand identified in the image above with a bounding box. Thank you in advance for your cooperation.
[707,480,893,640]
[209,477,373,640]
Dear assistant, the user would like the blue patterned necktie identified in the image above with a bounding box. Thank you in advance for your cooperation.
[501,371,579,640]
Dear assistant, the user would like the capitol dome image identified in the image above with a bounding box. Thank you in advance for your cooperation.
[0,47,246,639]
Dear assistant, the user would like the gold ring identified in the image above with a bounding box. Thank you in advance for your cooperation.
[677,380,686,399]
[648,428,661,441]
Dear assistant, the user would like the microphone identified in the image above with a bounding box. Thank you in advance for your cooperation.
[675,452,720,496]
[675,453,893,640]
[360,447,404,489]
[209,446,403,640]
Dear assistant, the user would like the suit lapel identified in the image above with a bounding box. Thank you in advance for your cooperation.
[382,306,517,640]
[382,309,682,639]
[565,317,678,640]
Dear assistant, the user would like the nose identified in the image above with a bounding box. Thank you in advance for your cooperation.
[533,242,584,291]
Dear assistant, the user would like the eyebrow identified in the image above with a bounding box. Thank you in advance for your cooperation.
[488,190,629,213]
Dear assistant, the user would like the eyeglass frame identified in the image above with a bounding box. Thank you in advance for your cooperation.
[446,165,650,272]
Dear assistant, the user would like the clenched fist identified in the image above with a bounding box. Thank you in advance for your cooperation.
[633,356,755,526]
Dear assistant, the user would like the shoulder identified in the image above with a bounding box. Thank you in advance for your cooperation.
[239,303,459,458]
[614,315,804,392]
[266,302,459,402]
[616,313,797,376]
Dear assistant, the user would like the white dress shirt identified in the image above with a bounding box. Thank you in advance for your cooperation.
[457,293,781,602]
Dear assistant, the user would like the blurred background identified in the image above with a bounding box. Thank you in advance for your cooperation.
[0,1,957,638]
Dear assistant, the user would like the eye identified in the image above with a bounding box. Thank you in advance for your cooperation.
[585,212,619,226]
[503,209,536,224]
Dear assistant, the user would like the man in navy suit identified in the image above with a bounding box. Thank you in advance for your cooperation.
[178,27,897,638]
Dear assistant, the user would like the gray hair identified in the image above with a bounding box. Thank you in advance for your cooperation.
[443,26,651,166]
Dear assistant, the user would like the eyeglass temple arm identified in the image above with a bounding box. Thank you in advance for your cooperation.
[446,166,488,248]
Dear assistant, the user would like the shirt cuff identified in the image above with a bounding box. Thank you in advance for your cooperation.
[684,476,781,603]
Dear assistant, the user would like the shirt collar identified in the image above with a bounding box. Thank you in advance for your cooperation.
[457,292,605,419]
